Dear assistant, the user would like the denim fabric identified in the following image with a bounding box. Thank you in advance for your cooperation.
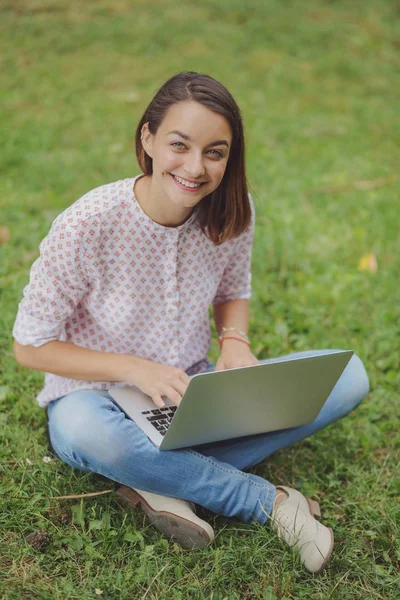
[47,350,369,525]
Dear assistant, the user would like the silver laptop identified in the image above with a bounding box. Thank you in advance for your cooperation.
[108,350,353,451]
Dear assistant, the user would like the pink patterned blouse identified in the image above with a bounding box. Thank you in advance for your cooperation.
[12,175,255,407]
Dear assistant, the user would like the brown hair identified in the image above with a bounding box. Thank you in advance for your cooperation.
[135,71,251,245]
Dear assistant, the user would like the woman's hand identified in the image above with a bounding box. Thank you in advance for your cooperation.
[121,357,191,408]
[215,338,259,371]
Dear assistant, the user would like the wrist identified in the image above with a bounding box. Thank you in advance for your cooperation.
[218,326,249,342]
[217,336,251,351]
[112,353,143,382]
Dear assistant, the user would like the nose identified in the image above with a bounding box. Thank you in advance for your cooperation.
[184,152,205,179]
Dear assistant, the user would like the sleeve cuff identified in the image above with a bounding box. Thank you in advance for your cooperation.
[12,312,63,347]
[212,291,251,305]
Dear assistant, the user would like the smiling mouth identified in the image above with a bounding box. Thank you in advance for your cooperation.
[170,173,206,190]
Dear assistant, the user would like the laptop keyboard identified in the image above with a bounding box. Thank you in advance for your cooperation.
[141,405,177,436]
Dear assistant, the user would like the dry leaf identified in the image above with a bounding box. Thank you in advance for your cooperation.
[0,226,10,246]
[23,250,38,263]
[358,252,378,274]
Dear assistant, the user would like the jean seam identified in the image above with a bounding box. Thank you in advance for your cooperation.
[252,485,275,523]
[185,449,267,488]
[105,402,121,413]
[50,437,89,470]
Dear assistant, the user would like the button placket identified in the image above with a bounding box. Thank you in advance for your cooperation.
[164,233,180,364]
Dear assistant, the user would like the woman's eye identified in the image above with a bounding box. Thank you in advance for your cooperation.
[208,149,223,158]
[171,142,223,158]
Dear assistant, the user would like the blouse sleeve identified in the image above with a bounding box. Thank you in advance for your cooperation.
[12,217,90,347]
[212,193,255,305]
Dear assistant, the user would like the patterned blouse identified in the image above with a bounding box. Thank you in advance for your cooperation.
[12,175,255,406]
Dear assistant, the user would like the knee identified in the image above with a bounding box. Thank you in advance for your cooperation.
[48,390,123,466]
[335,353,370,416]
[348,353,369,406]
[48,390,159,471]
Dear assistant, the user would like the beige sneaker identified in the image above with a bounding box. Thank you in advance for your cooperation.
[271,486,334,573]
[115,485,214,549]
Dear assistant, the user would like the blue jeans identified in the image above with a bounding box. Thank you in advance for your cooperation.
[47,350,369,525]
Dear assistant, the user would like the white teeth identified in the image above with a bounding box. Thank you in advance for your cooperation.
[173,175,202,188]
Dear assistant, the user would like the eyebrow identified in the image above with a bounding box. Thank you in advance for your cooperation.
[167,130,230,149]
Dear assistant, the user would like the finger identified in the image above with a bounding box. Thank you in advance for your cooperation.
[162,384,183,406]
[178,372,191,386]
[151,393,166,408]
[173,378,189,398]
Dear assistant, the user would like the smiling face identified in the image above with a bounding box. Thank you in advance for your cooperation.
[141,101,233,213]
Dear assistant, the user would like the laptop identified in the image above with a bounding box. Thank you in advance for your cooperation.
[108,350,353,451]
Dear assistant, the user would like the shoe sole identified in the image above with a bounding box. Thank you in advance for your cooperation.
[115,486,212,550]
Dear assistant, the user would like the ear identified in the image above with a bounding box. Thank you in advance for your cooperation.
[141,122,154,158]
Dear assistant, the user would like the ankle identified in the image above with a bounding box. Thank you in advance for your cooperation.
[273,487,289,508]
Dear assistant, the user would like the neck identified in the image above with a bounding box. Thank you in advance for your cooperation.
[134,174,194,228]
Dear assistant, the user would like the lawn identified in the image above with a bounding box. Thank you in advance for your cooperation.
[0,0,399,598]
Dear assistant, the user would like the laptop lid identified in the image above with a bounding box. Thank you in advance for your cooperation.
[159,350,353,450]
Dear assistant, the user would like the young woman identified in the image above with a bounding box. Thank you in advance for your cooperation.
[13,71,369,573]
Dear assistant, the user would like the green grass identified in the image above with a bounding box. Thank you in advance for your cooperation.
[1,0,400,597]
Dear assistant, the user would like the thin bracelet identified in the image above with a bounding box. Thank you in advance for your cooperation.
[218,327,250,342]
[217,336,251,350]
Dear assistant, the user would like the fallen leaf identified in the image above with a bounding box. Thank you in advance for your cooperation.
[358,252,378,274]
[95,590,103,596]
[23,250,38,263]
[0,226,10,246]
